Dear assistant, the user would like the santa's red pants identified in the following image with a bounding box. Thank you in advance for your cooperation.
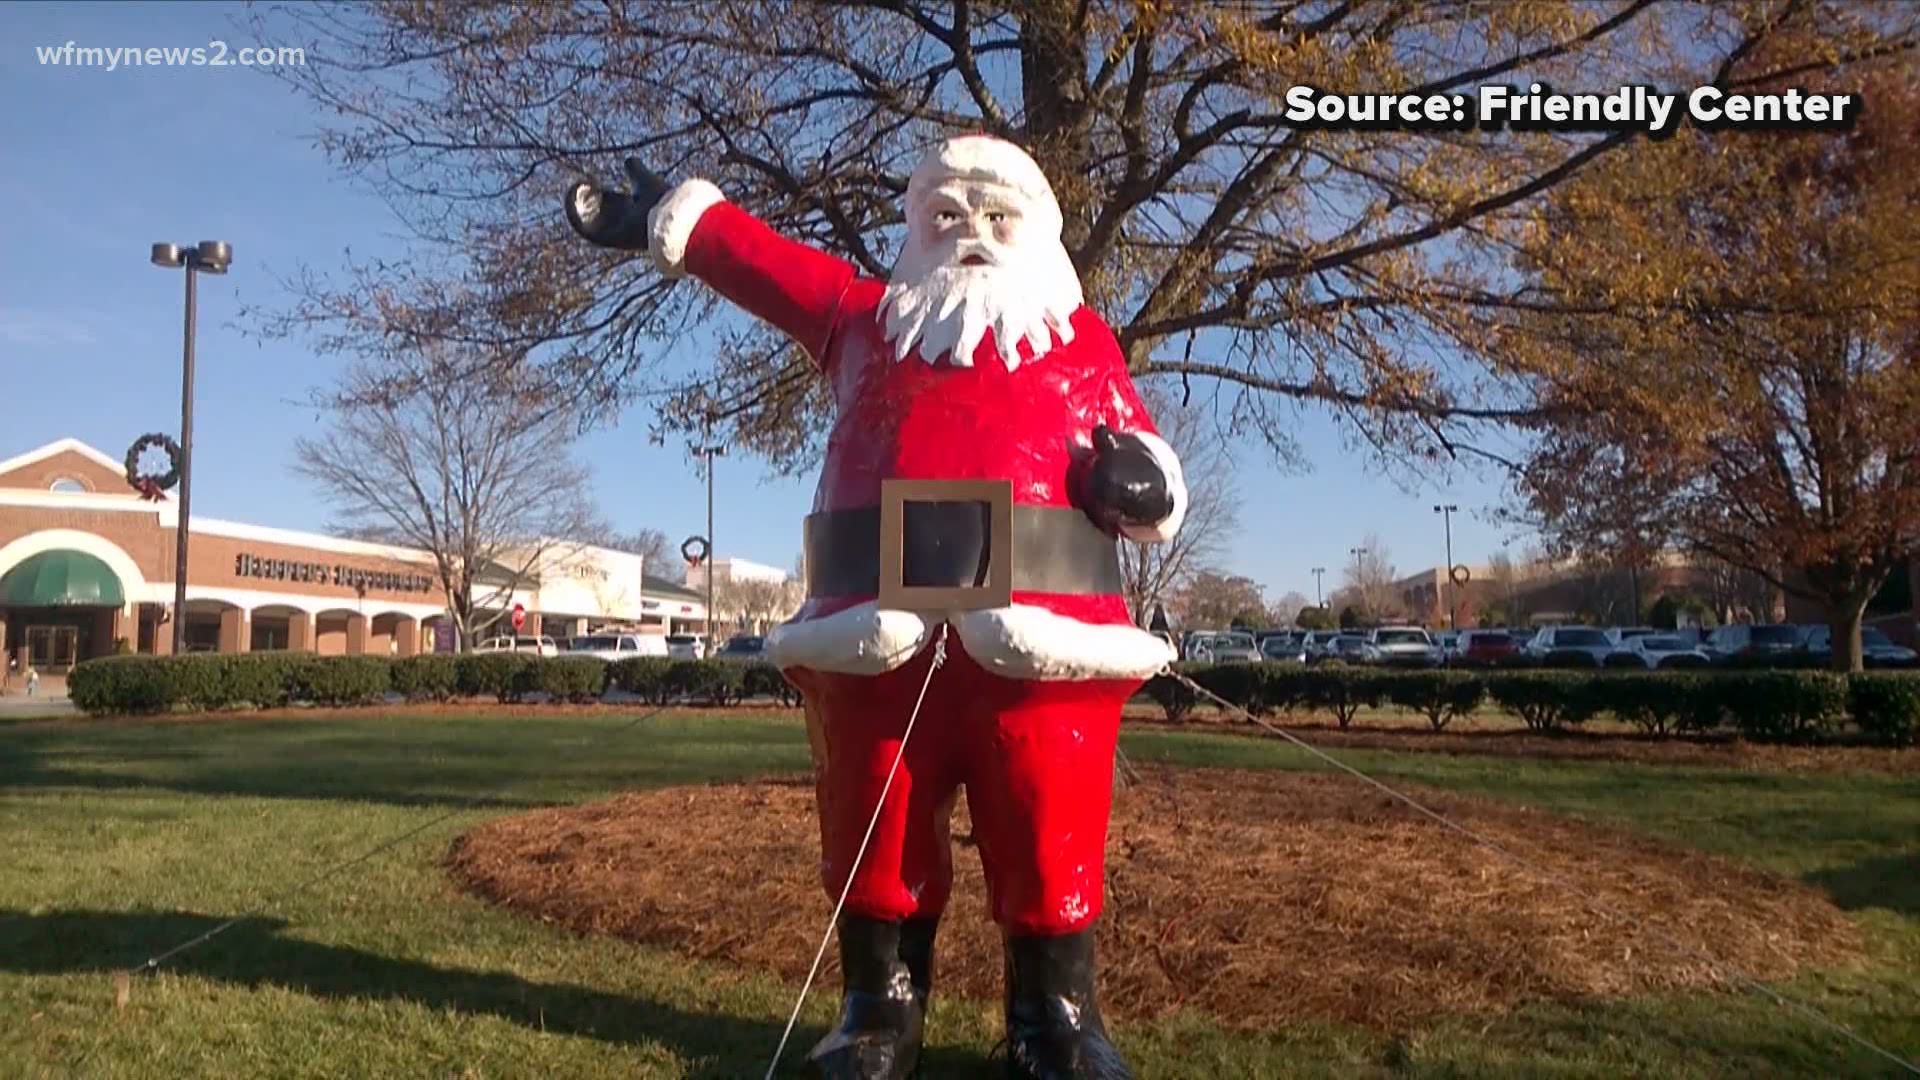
[785,636,1141,936]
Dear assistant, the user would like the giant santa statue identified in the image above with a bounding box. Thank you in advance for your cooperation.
[566,135,1185,1080]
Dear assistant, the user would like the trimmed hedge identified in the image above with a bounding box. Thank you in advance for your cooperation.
[1847,674,1920,747]
[293,655,392,707]
[60,651,1920,748]
[1150,662,1919,746]
[743,662,802,706]
[664,660,745,706]
[1484,670,1601,732]
[535,657,609,704]
[1385,670,1486,731]
[391,654,457,702]
[1145,671,1200,722]
[455,652,535,703]
[1298,665,1389,729]
[608,657,676,704]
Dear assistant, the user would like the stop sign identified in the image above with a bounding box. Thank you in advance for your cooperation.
[510,604,526,631]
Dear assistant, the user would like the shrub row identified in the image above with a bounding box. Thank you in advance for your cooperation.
[68,653,799,716]
[1147,664,1919,746]
[68,653,392,713]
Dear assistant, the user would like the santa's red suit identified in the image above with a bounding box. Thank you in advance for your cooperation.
[646,141,1184,938]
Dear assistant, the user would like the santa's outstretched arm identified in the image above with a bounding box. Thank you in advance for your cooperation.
[1078,355,1187,545]
[567,160,857,366]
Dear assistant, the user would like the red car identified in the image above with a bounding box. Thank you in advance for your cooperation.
[1460,629,1522,666]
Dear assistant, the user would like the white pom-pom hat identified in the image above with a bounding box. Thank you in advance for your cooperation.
[905,134,1063,236]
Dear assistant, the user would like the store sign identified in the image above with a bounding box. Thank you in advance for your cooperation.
[234,554,435,594]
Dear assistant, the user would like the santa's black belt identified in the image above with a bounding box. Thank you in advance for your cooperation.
[803,500,1122,602]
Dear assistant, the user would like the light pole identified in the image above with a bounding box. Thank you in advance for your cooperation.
[1348,546,1368,621]
[1433,504,1458,629]
[693,442,726,651]
[1311,567,1326,608]
[150,240,232,656]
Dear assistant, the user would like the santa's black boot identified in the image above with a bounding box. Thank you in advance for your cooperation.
[1003,929,1132,1080]
[806,915,925,1080]
[899,917,939,1011]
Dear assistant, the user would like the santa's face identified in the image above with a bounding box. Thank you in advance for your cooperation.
[914,178,1032,269]
[882,176,1083,370]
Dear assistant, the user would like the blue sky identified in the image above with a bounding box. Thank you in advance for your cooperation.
[0,1,1526,605]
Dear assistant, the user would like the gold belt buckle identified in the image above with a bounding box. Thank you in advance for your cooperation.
[877,478,1014,612]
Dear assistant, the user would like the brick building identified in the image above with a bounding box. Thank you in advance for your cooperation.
[0,438,703,673]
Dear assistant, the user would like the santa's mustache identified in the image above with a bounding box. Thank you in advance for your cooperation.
[947,240,1002,268]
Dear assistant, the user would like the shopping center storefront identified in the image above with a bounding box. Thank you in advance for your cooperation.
[0,438,701,672]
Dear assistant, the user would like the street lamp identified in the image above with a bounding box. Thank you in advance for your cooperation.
[150,240,232,655]
[692,442,726,650]
[1311,567,1326,608]
[1348,547,1368,620]
[1433,504,1458,629]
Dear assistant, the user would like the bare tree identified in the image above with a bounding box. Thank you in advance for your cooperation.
[1168,571,1266,630]
[249,2,1915,479]
[1118,391,1238,625]
[592,527,672,570]
[1335,535,1400,623]
[1269,591,1312,628]
[712,574,803,635]
[293,353,603,649]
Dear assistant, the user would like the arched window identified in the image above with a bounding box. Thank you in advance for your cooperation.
[48,477,89,494]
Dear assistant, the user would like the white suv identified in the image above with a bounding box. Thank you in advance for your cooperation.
[474,635,559,657]
[1522,626,1616,664]
[567,634,667,661]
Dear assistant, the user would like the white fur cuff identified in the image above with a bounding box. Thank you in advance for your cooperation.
[1118,430,1187,544]
[647,178,726,278]
[953,606,1176,681]
[766,603,930,676]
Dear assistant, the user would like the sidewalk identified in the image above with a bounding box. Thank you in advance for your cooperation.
[0,675,75,717]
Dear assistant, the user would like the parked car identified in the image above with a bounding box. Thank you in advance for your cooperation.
[1802,625,1919,668]
[1702,623,1805,663]
[1457,629,1522,667]
[1301,630,1345,662]
[1260,635,1307,663]
[1191,631,1261,663]
[1607,626,1659,645]
[1367,626,1442,667]
[1618,634,1712,669]
[1323,634,1374,664]
[567,633,667,661]
[475,635,559,657]
[713,635,769,662]
[1522,626,1617,666]
[665,633,706,660]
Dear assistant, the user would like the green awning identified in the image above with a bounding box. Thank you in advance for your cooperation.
[0,551,125,607]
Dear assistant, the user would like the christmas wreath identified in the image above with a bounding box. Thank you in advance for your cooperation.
[681,535,710,566]
[125,433,182,502]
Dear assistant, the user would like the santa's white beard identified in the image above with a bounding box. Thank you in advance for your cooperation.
[879,237,1083,370]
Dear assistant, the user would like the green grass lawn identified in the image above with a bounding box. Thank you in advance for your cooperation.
[1,711,1916,1078]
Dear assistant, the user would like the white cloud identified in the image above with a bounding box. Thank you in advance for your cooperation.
[0,307,98,347]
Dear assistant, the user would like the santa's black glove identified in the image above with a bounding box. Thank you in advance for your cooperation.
[1081,424,1174,535]
[565,157,672,251]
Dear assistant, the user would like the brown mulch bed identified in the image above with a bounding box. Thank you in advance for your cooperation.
[446,767,1861,1029]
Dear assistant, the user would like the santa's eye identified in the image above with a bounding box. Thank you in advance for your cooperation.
[986,211,1007,223]
[934,210,962,224]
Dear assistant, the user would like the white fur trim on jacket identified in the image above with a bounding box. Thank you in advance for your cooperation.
[1117,430,1187,545]
[766,603,930,676]
[952,605,1174,682]
[767,602,1175,681]
[647,178,726,279]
